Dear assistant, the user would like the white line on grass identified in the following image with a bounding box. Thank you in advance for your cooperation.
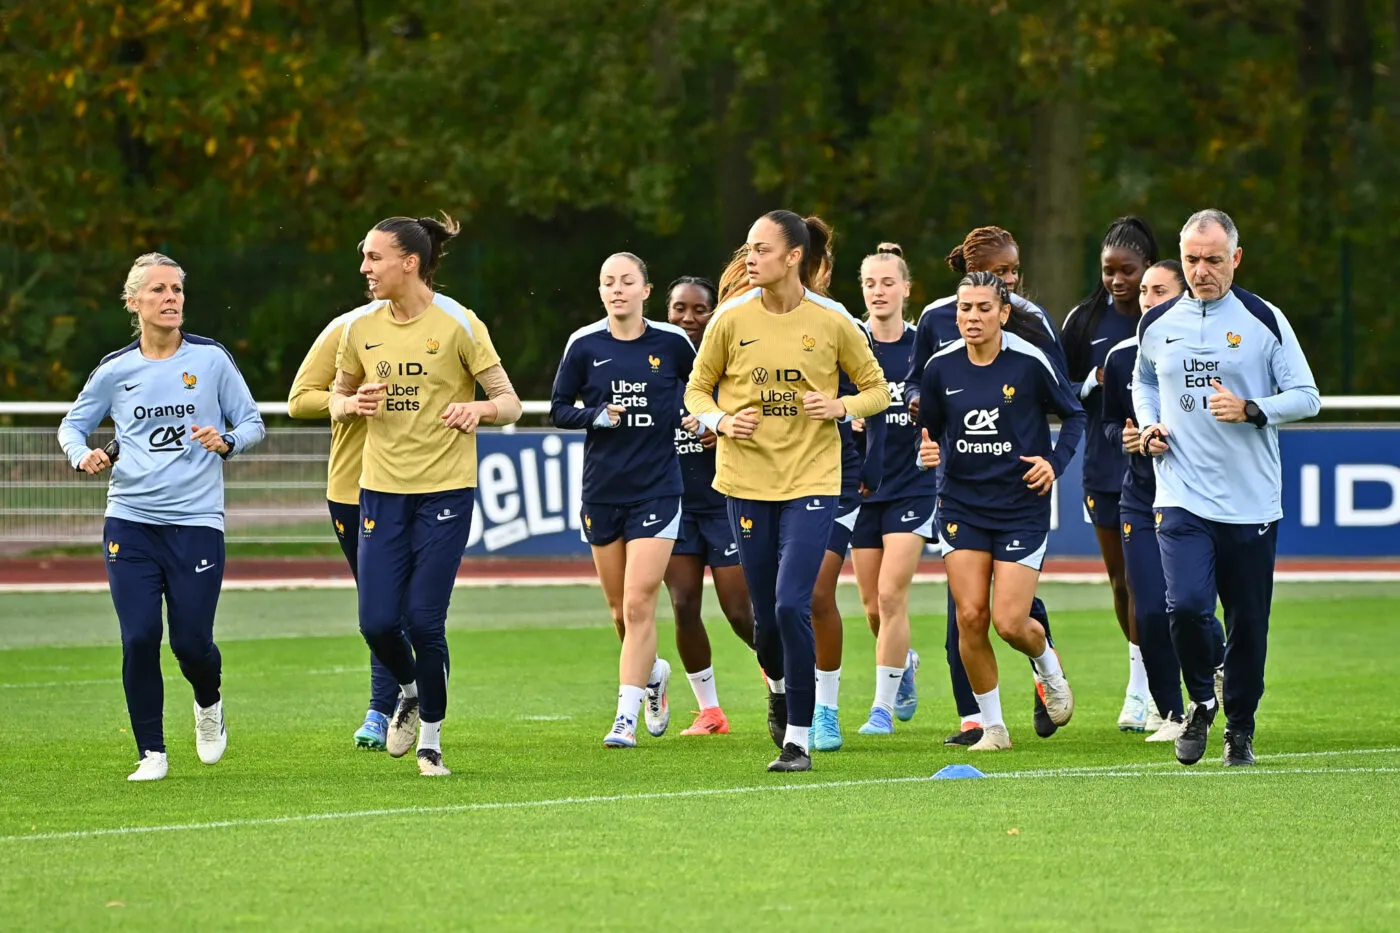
[4,748,1397,845]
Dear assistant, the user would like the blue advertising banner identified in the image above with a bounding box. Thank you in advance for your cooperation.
[463,428,1400,558]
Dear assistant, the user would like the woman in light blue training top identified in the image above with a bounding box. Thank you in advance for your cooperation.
[59,252,265,783]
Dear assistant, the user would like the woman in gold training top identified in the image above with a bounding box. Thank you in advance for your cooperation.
[288,311,400,751]
[685,210,890,772]
[329,213,522,777]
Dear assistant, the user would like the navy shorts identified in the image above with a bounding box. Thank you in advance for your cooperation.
[937,515,1048,572]
[581,496,682,547]
[1083,490,1121,529]
[673,509,740,567]
[825,486,863,557]
[851,495,938,548]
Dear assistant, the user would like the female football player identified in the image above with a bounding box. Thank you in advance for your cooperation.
[551,253,696,748]
[842,244,934,739]
[59,252,266,781]
[916,271,1085,751]
[331,213,522,776]
[1061,217,1159,731]
[905,226,1065,746]
[1102,259,1224,742]
[685,210,890,772]
[664,275,756,736]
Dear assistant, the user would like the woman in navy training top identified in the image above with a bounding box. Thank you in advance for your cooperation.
[843,244,935,740]
[663,275,756,736]
[550,252,697,749]
[904,227,1064,746]
[1060,216,1160,733]
[917,271,1085,751]
[1101,259,1225,742]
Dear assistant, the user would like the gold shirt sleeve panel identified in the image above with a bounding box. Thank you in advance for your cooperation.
[287,320,343,419]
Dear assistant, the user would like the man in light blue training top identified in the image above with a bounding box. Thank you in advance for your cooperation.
[1133,209,1320,768]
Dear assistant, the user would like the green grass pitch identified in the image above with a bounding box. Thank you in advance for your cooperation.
[2,581,1398,931]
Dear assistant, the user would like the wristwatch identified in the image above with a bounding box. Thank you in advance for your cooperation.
[219,433,237,459]
[1243,401,1268,429]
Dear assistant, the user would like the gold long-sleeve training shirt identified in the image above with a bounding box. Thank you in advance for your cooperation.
[684,288,890,500]
[288,311,367,506]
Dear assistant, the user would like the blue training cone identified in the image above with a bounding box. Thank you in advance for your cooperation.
[932,764,986,780]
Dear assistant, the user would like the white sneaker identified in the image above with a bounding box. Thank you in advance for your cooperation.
[194,700,227,764]
[968,724,1012,751]
[1118,693,1148,733]
[128,750,168,782]
[1145,704,1166,733]
[1039,667,1075,727]
[603,715,637,748]
[644,659,671,737]
[386,694,421,759]
[416,748,450,777]
[1146,717,1185,743]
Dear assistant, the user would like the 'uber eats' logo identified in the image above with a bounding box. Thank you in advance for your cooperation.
[1182,357,1220,388]
[375,358,428,412]
[757,368,804,416]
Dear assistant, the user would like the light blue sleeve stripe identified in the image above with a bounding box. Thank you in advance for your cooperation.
[561,319,610,360]
[433,293,476,339]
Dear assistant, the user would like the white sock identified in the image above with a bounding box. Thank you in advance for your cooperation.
[974,686,1005,728]
[617,684,646,724]
[399,681,418,700]
[1201,696,1217,711]
[873,665,902,714]
[784,723,810,752]
[1032,646,1062,679]
[961,714,982,728]
[687,667,720,710]
[417,719,442,751]
[1127,644,1149,697]
[766,676,786,694]
[815,667,841,709]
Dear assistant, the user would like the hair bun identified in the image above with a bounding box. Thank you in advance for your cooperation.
[945,245,967,274]
[876,242,903,257]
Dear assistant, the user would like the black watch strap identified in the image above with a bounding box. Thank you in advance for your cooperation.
[1244,401,1267,428]
[219,433,236,459]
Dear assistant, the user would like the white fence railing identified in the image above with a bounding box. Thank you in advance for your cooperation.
[1,397,1397,550]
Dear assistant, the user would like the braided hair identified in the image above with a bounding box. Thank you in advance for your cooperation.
[666,275,717,309]
[946,227,1018,276]
[1062,216,1158,380]
[957,271,1047,348]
